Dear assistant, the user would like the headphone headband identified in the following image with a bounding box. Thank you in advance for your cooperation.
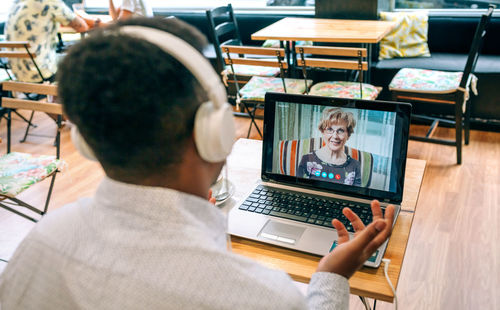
[119,25,227,108]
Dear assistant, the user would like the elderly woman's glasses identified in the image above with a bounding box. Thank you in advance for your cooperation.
[324,127,346,136]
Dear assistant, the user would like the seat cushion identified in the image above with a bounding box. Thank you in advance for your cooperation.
[223,64,280,77]
[309,81,380,100]
[240,76,312,101]
[389,68,462,93]
[379,11,431,60]
[0,152,65,197]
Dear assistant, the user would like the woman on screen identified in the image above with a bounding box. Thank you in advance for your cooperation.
[297,108,361,186]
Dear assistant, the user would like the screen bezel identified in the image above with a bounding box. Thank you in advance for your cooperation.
[262,92,412,204]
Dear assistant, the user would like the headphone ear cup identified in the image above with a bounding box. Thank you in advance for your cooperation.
[71,126,98,162]
[194,101,235,163]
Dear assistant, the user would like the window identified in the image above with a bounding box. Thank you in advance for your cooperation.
[396,0,496,9]
[85,0,313,9]
[0,0,14,22]
[84,0,314,13]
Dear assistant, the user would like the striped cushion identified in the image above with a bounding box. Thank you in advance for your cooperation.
[278,138,373,187]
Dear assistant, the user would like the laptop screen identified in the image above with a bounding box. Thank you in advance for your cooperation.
[262,93,411,204]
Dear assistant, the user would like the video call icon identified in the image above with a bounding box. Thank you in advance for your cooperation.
[321,172,327,178]
[314,170,321,177]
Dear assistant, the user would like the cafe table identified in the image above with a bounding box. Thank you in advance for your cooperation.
[251,17,396,82]
[218,138,426,303]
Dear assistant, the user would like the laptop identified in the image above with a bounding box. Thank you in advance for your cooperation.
[228,92,411,268]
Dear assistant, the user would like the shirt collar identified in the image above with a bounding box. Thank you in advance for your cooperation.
[92,176,228,249]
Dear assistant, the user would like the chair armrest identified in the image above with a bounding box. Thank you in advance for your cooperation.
[1,81,62,115]
[0,41,31,48]
[0,51,33,58]
[1,98,62,115]
[2,81,58,96]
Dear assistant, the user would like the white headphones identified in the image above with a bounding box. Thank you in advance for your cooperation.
[71,25,236,163]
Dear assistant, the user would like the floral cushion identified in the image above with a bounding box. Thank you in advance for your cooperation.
[240,76,312,101]
[0,152,65,197]
[389,68,462,93]
[223,64,280,77]
[309,81,380,100]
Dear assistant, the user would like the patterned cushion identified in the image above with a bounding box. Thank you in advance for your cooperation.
[379,11,431,60]
[240,76,312,102]
[309,81,380,100]
[278,138,373,187]
[389,68,463,93]
[0,152,65,197]
[223,64,280,77]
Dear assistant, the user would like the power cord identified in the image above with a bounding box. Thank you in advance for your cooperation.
[359,296,372,310]
[382,258,398,310]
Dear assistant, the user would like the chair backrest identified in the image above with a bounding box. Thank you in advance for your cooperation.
[278,137,374,187]
[295,46,368,97]
[0,41,45,82]
[221,45,288,93]
[0,81,62,158]
[206,4,243,74]
[460,4,495,89]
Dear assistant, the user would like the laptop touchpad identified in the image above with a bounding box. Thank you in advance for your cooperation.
[259,220,305,245]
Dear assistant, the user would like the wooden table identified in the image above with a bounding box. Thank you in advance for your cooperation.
[251,17,396,82]
[252,17,395,44]
[220,138,426,302]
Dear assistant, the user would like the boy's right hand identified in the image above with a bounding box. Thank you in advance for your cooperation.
[316,200,395,279]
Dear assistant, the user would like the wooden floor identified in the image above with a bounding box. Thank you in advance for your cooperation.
[0,111,499,309]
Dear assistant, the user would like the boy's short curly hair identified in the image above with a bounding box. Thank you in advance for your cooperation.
[58,17,209,177]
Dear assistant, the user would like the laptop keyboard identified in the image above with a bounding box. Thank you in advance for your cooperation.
[238,185,379,232]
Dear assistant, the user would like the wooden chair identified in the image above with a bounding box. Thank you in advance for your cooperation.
[389,5,494,165]
[0,41,50,142]
[296,45,381,100]
[206,4,281,104]
[222,45,310,138]
[0,81,65,222]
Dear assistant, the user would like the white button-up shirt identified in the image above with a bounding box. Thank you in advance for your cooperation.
[0,177,348,309]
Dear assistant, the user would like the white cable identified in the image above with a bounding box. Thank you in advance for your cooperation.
[360,296,372,310]
[382,258,398,310]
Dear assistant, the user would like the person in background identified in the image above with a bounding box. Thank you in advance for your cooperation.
[5,0,98,83]
[0,17,394,309]
[108,0,153,20]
